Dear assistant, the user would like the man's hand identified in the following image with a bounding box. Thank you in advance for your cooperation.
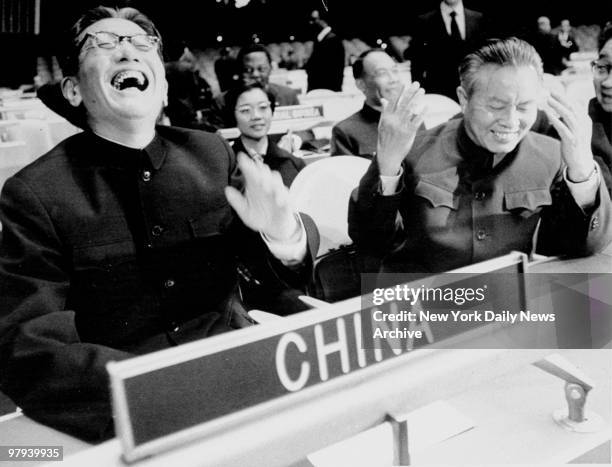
[543,91,596,182]
[225,152,299,241]
[376,82,427,176]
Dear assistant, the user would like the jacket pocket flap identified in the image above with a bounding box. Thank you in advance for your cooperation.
[415,180,457,209]
[504,189,552,210]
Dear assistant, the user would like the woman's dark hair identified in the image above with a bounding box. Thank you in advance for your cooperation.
[61,6,163,76]
[224,82,275,127]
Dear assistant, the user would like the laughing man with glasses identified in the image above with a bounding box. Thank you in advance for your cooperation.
[0,6,318,442]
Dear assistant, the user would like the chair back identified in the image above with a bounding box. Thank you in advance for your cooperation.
[7,119,54,161]
[421,93,462,129]
[289,155,370,256]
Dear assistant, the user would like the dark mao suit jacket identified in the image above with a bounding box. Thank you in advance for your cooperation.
[0,126,317,441]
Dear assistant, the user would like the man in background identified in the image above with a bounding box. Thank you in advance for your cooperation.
[530,16,563,75]
[406,0,485,101]
[331,49,403,158]
[164,40,220,131]
[306,8,345,92]
[556,19,579,68]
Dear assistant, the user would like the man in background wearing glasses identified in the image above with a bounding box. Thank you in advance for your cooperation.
[0,6,317,442]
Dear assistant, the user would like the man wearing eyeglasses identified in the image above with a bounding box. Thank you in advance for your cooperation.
[331,49,404,158]
[589,24,612,188]
[0,6,317,441]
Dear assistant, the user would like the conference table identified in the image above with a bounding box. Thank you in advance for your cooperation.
[0,252,610,466]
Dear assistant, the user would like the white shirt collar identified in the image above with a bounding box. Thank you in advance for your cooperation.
[440,1,466,39]
[317,26,332,42]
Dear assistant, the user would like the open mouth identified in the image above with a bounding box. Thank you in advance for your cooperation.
[111,70,149,91]
[491,130,519,143]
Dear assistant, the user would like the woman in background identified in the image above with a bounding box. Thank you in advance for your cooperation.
[226,83,305,187]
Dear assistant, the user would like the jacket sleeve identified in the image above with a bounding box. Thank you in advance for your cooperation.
[536,171,612,256]
[222,136,319,312]
[0,176,134,442]
[348,159,406,268]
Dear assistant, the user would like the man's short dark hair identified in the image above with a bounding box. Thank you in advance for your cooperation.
[352,48,387,80]
[61,6,163,76]
[459,37,543,97]
[224,82,276,127]
[236,43,272,67]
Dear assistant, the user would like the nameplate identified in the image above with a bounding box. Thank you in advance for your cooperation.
[108,253,528,462]
[273,104,324,121]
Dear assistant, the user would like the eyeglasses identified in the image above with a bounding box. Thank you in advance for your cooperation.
[236,102,272,117]
[591,60,612,79]
[78,31,160,53]
[242,65,271,76]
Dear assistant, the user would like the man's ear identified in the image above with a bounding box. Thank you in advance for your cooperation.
[456,86,468,112]
[61,77,82,108]
[162,77,168,107]
[355,78,366,94]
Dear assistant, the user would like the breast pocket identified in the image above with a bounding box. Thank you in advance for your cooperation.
[70,239,145,343]
[71,240,140,300]
[414,180,458,227]
[186,204,237,303]
[504,189,552,218]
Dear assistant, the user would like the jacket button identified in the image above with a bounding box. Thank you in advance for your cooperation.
[591,216,600,230]
[476,229,486,241]
[142,170,152,182]
[164,278,175,288]
[474,191,486,201]
[152,225,164,236]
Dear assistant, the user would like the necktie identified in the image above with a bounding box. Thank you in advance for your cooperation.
[450,11,462,41]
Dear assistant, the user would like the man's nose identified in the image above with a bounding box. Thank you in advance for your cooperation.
[500,107,520,127]
[116,39,141,60]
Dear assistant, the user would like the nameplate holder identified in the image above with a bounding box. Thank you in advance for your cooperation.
[108,252,528,463]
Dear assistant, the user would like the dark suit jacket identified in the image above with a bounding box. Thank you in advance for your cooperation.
[0,126,317,441]
[349,119,612,274]
[407,7,485,100]
[306,30,345,92]
[331,104,380,158]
